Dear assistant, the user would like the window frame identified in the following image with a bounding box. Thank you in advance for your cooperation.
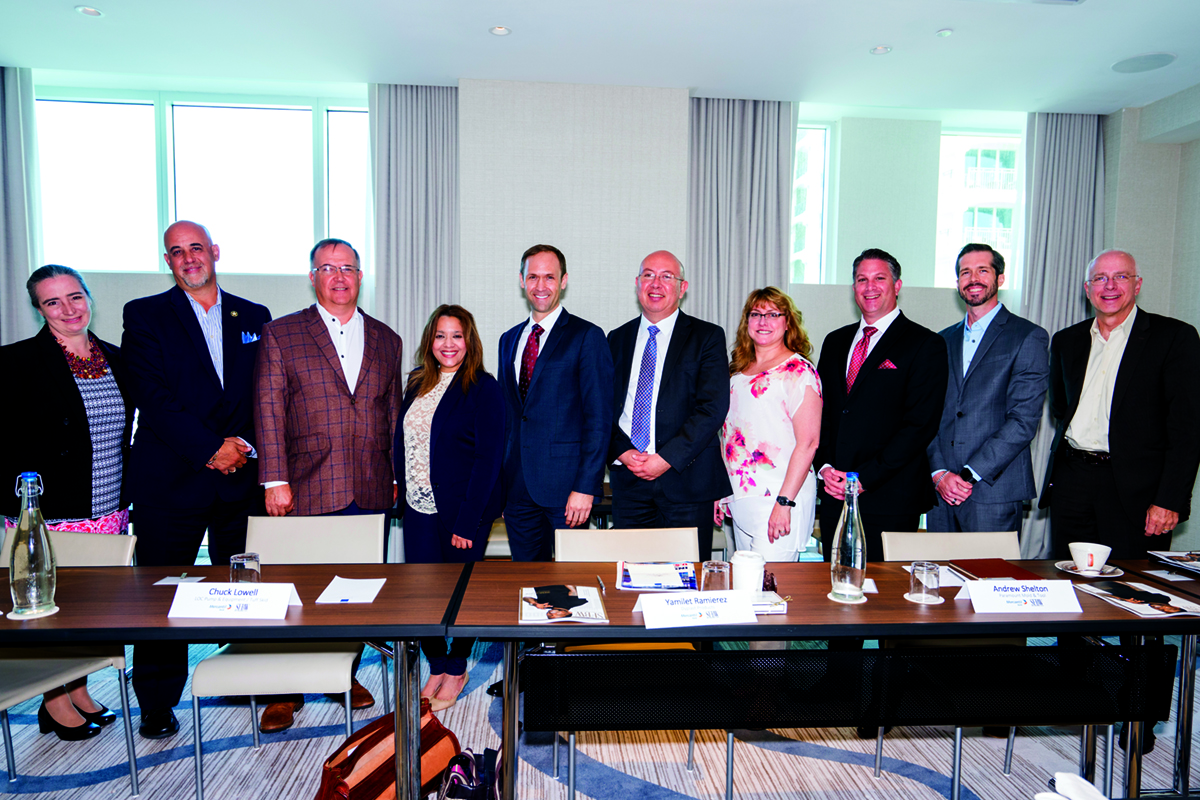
[789,122,832,285]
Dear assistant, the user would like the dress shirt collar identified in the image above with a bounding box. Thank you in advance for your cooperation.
[640,308,680,338]
[964,302,1004,336]
[1090,305,1138,343]
[525,303,565,339]
[858,305,900,336]
[317,302,363,331]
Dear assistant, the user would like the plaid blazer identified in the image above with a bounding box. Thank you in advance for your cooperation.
[255,305,403,515]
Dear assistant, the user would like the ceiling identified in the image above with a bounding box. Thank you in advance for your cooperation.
[2,0,1199,113]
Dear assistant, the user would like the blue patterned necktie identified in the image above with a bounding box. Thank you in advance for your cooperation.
[630,325,659,452]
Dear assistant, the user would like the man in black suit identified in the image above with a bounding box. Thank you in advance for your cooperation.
[815,248,948,562]
[608,250,730,559]
[1041,249,1200,560]
[121,220,271,739]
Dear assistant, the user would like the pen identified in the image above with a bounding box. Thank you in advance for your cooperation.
[596,575,606,595]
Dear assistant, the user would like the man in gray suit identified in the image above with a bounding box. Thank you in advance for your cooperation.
[926,243,1050,534]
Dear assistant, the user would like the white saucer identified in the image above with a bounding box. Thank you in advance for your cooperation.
[904,593,945,605]
[1055,560,1123,578]
[827,591,867,604]
[7,605,59,620]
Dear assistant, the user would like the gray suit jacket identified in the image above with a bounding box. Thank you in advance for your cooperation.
[926,305,1050,504]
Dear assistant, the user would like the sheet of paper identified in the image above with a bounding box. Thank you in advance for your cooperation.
[624,562,684,588]
[154,575,206,585]
[1144,569,1195,582]
[639,590,757,629]
[901,565,965,588]
[316,576,387,604]
[957,580,1082,613]
[167,582,300,620]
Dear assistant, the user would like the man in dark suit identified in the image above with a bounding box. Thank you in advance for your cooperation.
[252,238,401,730]
[927,244,1049,534]
[121,220,271,739]
[1041,249,1200,560]
[815,248,948,562]
[498,244,614,562]
[607,250,730,559]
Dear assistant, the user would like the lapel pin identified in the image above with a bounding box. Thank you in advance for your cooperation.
[230,310,239,317]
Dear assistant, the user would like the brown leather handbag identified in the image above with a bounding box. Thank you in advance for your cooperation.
[314,698,461,799]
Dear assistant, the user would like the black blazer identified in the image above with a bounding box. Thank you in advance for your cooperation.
[1,326,134,520]
[607,311,731,504]
[121,286,271,508]
[396,370,506,545]
[814,312,948,515]
[1040,309,1200,523]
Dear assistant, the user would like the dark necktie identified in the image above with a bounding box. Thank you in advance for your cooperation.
[519,323,543,401]
[845,326,877,392]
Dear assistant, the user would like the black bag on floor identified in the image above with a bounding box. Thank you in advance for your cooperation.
[437,747,499,800]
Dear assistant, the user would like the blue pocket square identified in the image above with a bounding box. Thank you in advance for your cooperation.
[241,332,260,344]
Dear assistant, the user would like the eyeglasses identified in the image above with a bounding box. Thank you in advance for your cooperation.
[1086,273,1137,287]
[638,271,682,285]
[311,265,361,276]
[748,311,785,321]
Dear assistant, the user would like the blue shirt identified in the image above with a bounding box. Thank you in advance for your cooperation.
[962,302,1004,377]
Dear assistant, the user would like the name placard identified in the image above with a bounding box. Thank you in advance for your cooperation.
[638,590,758,629]
[956,580,1082,613]
[168,582,302,620]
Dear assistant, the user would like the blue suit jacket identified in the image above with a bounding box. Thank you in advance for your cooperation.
[121,286,271,507]
[396,370,506,545]
[498,309,614,508]
[926,305,1050,504]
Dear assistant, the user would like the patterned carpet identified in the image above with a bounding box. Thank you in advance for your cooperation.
[0,639,1193,800]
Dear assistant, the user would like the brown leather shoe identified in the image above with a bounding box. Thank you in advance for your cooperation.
[259,697,304,733]
[349,678,374,709]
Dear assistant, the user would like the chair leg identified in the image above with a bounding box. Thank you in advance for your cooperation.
[1104,724,1115,798]
[380,653,392,716]
[951,726,963,800]
[344,691,352,737]
[725,731,735,800]
[553,732,559,778]
[115,666,139,795]
[1,709,16,784]
[686,729,696,772]
[193,701,204,800]
[1079,725,1096,781]
[248,697,260,750]
[1002,726,1016,776]
[568,731,576,800]
[874,726,885,778]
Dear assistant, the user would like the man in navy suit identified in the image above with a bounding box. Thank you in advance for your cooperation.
[815,248,948,562]
[121,220,271,739]
[927,244,1049,535]
[607,250,730,559]
[498,244,614,562]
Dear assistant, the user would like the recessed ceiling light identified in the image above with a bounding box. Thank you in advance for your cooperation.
[935,28,953,38]
[869,45,892,56]
[74,5,103,16]
[489,26,511,36]
[1111,52,1176,74]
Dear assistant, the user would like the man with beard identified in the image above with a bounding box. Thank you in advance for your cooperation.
[926,243,1049,534]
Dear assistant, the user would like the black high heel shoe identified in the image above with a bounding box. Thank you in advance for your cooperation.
[73,702,117,727]
[38,702,102,741]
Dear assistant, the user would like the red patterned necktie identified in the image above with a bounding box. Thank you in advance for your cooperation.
[519,323,543,401]
[845,325,877,392]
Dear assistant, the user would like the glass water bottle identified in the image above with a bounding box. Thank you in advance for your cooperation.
[8,472,58,619]
[829,472,866,603]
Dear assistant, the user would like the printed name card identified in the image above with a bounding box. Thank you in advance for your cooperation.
[168,582,302,620]
[638,590,758,629]
[955,580,1082,613]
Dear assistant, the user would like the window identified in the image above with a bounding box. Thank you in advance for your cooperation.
[790,126,829,284]
[34,90,369,274]
[935,133,1023,289]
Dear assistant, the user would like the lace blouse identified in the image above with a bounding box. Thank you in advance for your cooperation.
[402,370,456,514]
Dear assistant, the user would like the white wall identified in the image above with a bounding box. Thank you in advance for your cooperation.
[458,79,690,371]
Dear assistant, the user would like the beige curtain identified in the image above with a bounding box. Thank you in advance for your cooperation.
[1,66,41,345]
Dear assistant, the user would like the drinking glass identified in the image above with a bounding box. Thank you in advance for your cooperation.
[907,561,940,604]
[700,561,731,591]
[229,553,261,583]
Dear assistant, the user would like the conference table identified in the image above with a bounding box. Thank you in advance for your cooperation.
[0,562,467,800]
[449,559,1200,800]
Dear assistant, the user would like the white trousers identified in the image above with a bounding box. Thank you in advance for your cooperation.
[728,478,817,562]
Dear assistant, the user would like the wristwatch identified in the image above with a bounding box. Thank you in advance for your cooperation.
[958,467,978,486]
[775,495,797,507]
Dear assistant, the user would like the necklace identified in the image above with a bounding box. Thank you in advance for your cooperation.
[57,335,109,379]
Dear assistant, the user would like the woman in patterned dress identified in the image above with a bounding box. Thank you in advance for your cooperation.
[715,287,822,562]
[395,305,504,709]
[1,265,134,740]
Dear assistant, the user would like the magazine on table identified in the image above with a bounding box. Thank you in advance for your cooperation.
[519,585,609,624]
[1148,551,1200,576]
[616,561,698,591]
[1074,580,1200,618]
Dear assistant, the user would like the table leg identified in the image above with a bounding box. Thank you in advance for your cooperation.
[393,640,421,800]
[1124,720,1144,798]
[1080,725,1096,781]
[502,641,520,800]
[1174,633,1196,796]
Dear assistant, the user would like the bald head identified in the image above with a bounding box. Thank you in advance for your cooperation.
[636,250,688,323]
[163,220,219,294]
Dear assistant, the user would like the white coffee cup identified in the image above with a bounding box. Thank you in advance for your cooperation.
[731,550,766,592]
[1068,542,1112,574]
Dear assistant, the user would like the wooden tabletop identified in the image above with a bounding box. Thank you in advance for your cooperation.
[0,563,466,645]
[449,560,1200,640]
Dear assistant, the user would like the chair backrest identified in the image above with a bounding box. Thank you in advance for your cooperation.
[245,515,386,565]
[880,530,1020,562]
[554,528,700,562]
[0,529,136,567]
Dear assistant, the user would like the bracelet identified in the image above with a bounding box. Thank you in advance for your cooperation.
[934,471,951,491]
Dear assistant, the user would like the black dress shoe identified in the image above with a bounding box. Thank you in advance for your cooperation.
[74,703,117,727]
[38,703,102,741]
[138,709,180,740]
[487,680,504,698]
